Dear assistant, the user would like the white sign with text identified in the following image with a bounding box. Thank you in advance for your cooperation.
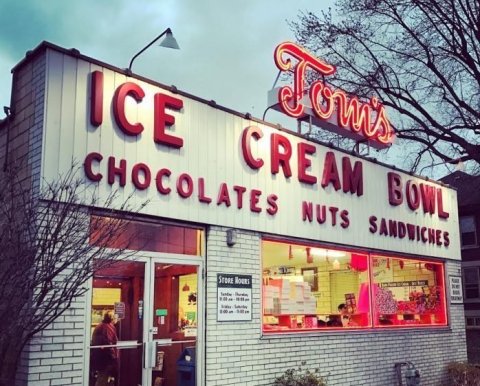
[217,274,252,322]
[449,276,464,304]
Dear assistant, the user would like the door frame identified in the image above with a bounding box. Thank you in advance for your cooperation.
[83,250,205,386]
[143,253,204,386]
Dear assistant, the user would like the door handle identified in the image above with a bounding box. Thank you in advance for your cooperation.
[155,338,173,347]
[143,339,173,369]
[143,341,157,369]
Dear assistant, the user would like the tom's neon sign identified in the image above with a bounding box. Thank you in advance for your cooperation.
[274,42,395,146]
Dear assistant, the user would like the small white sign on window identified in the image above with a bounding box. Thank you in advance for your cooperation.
[449,276,464,304]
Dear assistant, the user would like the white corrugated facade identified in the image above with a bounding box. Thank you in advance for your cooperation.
[42,49,459,260]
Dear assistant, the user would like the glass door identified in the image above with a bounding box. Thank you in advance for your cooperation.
[89,261,145,386]
[87,218,204,386]
[145,262,200,386]
[88,259,202,386]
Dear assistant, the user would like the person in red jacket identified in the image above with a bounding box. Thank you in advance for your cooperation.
[91,311,119,386]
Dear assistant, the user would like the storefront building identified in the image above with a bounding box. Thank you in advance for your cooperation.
[1,42,467,386]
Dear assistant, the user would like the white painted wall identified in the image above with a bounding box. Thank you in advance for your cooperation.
[41,49,460,260]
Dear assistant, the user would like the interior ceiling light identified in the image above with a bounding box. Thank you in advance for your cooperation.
[333,259,341,270]
[310,248,346,258]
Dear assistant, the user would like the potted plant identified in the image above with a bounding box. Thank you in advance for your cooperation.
[273,367,327,386]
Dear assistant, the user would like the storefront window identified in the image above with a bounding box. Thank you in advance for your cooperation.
[262,241,371,332]
[262,240,448,334]
[90,216,204,255]
[371,256,447,327]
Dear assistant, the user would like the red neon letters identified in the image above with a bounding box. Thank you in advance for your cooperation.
[274,42,335,117]
[387,172,449,219]
[240,126,364,196]
[274,42,395,145]
[90,74,184,148]
[83,152,279,216]
[90,71,103,127]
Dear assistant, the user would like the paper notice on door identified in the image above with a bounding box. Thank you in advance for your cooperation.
[184,326,197,337]
[154,351,164,371]
[114,302,125,319]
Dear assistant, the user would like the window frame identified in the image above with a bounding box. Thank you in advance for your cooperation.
[463,267,480,300]
[261,237,449,335]
[460,215,478,249]
[465,316,480,329]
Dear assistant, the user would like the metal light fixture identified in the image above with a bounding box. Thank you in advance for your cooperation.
[127,27,180,73]
[226,229,237,247]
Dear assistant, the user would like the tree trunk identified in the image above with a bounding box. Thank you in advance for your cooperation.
[0,340,25,386]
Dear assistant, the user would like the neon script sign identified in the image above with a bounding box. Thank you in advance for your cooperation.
[274,42,395,146]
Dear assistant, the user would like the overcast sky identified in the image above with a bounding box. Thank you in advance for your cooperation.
[0,0,337,130]
[0,0,462,179]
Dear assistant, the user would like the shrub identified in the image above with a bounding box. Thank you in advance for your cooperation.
[273,367,327,386]
[446,362,480,386]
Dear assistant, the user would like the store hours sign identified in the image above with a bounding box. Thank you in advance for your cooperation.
[217,274,252,322]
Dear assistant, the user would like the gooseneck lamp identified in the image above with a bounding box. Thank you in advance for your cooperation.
[127,28,180,73]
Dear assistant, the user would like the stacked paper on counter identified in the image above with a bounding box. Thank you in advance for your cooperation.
[275,299,297,314]
[269,279,291,299]
[263,285,280,314]
[291,282,305,301]
[304,299,317,314]
[265,278,317,315]
[303,282,312,298]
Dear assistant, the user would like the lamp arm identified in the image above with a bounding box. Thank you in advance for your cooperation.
[128,28,171,72]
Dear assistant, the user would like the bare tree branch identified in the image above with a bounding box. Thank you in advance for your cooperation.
[289,0,480,172]
[0,162,148,386]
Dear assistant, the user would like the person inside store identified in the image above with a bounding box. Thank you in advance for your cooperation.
[327,303,351,327]
[338,303,351,327]
[325,304,345,327]
[90,311,119,386]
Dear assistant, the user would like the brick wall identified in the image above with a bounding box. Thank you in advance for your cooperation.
[0,49,47,386]
[1,49,87,386]
[0,50,44,179]
[16,296,87,386]
[206,226,467,386]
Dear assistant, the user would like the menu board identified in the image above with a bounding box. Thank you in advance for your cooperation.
[217,273,252,322]
[380,280,428,301]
